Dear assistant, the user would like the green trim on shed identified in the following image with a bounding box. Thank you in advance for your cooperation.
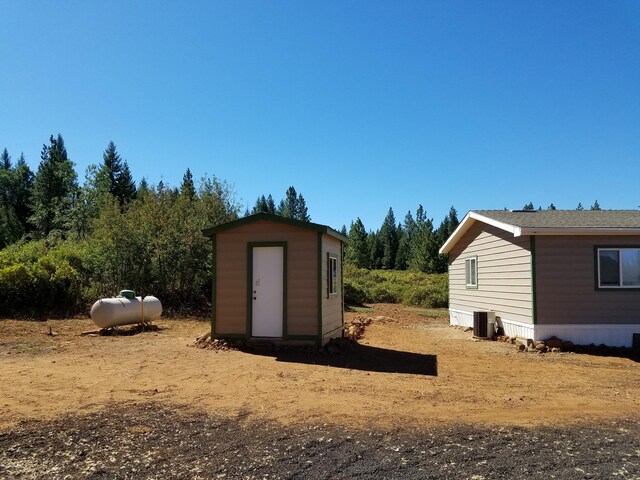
[202,212,348,243]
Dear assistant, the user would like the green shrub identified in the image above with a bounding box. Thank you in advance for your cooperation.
[343,265,448,308]
[343,281,369,306]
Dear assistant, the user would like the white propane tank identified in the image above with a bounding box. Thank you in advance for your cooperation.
[90,294,162,329]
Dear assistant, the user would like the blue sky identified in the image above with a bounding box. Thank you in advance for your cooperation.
[1,1,639,231]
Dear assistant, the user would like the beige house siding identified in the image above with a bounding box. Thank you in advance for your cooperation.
[215,220,318,336]
[449,222,533,323]
[321,235,344,340]
[535,235,640,325]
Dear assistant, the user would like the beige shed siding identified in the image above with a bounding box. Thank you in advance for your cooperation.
[322,235,343,339]
[448,222,533,323]
[535,235,640,325]
[215,220,318,336]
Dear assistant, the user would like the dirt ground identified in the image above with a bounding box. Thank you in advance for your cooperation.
[1,304,639,431]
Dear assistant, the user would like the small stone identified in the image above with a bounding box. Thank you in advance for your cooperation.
[551,347,560,353]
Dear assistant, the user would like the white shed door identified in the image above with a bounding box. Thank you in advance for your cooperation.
[252,246,284,337]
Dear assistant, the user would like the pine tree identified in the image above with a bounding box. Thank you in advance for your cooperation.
[97,142,136,205]
[1,148,11,170]
[180,168,196,200]
[408,204,435,272]
[345,218,369,268]
[29,134,79,237]
[0,148,23,246]
[576,202,584,210]
[395,211,415,270]
[252,195,268,214]
[522,202,535,211]
[13,153,34,231]
[138,177,150,198]
[547,203,557,210]
[379,207,398,269]
[367,231,383,269]
[97,141,122,196]
[278,186,297,218]
[446,206,459,235]
[266,194,276,214]
[340,225,347,236]
[297,193,310,221]
[590,200,601,210]
[116,161,137,204]
[433,206,459,273]
[275,186,310,221]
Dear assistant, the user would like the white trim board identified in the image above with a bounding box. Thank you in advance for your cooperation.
[447,309,639,347]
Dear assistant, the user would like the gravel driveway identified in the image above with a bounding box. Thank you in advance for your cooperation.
[1,402,638,479]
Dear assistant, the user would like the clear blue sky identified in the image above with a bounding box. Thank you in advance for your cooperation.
[1,1,639,231]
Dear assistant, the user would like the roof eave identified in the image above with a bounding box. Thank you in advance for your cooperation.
[439,211,519,254]
[202,213,348,242]
[520,227,640,236]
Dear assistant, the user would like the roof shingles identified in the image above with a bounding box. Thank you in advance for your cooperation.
[474,210,640,229]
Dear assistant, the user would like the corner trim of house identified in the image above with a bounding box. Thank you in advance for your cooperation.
[316,232,323,347]
[530,235,537,325]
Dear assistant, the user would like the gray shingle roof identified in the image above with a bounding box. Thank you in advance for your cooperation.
[439,209,640,254]
[474,210,640,229]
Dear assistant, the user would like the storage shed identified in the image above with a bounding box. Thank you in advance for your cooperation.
[439,209,640,347]
[203,213,347,346]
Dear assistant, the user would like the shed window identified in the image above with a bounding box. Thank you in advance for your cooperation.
[465,256,477,288]
[329,256,338,295]
[597,248,640,288]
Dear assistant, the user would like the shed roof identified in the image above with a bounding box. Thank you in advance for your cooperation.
[202,212,348,242]
[440,210,640,254]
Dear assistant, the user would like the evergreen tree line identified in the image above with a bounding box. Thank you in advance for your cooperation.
[521,201,602,211]
[247,186,310,221]
[0,135,240,315]
[344,199,607,274]
[344,206,460,274]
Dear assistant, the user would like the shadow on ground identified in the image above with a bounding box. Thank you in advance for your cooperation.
[97,324,162,337]
[249,343,438,376]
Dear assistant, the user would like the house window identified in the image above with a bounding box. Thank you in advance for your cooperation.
[329,255,338,295]
[597,248,640,288]
[465,256,477,288]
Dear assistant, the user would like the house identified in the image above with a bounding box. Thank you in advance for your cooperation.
[439,210,640,347]
[202,213,347,346]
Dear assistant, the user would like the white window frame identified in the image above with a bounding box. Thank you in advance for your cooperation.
[465,256,478,289]
[597,247,640,289]
[329,255,338,295]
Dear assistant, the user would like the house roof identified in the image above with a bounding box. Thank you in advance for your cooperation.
[202,212,348,242]
[439,210,640,254]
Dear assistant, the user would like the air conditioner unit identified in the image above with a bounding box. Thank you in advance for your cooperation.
[473,311,495,339]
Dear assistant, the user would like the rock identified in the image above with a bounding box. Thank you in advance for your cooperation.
[545,336,563,349]
[535,343,547,352]
[562,341,575,352]
[551,347,560,353]
[516,336,533,347]
[517,343,526,351]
